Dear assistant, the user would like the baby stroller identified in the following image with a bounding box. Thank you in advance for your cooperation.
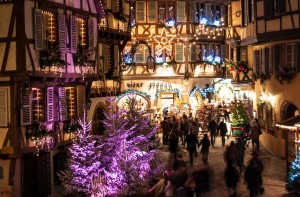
[236,131,251,148]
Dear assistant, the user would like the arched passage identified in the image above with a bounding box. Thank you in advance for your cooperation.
[92,103,106,135]
[281,101,299,121]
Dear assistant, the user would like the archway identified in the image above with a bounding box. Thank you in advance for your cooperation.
[281,102,299,121]
[115,90,151,112]
[92,105,106,135]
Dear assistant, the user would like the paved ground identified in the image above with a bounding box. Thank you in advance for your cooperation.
[159,133,297,197]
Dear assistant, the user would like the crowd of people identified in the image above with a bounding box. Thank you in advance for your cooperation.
[160,110,264,197]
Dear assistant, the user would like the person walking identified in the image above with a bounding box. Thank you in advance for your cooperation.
[244,152,264,197]
[250,120,261,151]
[218,118,228,147]
[161,117,171,145]
[185,127,199,166]
[208,119,218,146]
[224,141,239,165]
[169,132,179,157]
[224,161,240,197]
[236,137,246,173]
[198,134,211,163]
[181,115,192,144]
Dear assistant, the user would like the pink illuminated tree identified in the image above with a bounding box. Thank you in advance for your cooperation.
[100,96,164,196]
[58,117,104,196]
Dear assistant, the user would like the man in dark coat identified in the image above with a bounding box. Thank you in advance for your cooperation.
[185,127,199,166]
[218,118,228,147]
[208,119,218,146]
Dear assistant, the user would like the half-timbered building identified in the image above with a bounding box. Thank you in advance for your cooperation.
[0,0,130,196]
[118,0,234,119]
[226,0,300,160]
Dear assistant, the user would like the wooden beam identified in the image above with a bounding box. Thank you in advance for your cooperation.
[1,3,16,72]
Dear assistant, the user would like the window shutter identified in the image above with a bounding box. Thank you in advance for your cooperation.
[297,44,300,72]
[190,44,197,62]
[189,1,197,22]
[278,0,286,15]
[175,43,184,62]
[136,1,145,22]
[35,9,44,50]
[264,47,270,74]
[0,88,8,127]
[58,14,66,54]
[21,88,31,126]
[103,44,109,73]
[269,46,273,74]
[77,85,86,119]
[47,87,54,122]
[177,1,185,22]
[58,87,67,121]
[148,1,157,23]
[205,3,212,22]
[221,45,226,62]
[88,18,94,50]
[114,46,119,69]
[261,48,266,74]
[70,15,78,54]
[274,45,281,73]
[281,44,286,71]
[264,0,273,18]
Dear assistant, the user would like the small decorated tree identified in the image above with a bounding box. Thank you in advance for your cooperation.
[286,147,300,194]
[58,117,104,196]
[230,101,250,126]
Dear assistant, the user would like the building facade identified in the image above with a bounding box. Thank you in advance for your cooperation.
[0,0,130,196]
[227,0,300,158]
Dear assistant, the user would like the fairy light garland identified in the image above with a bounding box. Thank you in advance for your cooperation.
[115,89,151,100]
[42,11,55,42]
[76,18,86,46]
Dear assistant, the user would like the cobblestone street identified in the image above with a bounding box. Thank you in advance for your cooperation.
[160,134,296,197]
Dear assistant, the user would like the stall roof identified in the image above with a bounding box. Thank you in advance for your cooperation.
[276,115,300,130]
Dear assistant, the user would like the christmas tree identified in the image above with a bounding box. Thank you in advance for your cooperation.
[58,116,104,196]
[99,96,164,196]
[286,147,300,193]
[230,101,250,126]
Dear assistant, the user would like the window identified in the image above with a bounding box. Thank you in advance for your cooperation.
[34,9,57,50]
[135,44,149,63]
[175,43,184,62]
[264,0,286,18]
[70,16,87,53]
[65,87,77,119]
[21,88,45,125]
[286,44,297,71]
[32,88,45,122]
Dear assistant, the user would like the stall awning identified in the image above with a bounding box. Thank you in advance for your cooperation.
[276,115,300,130]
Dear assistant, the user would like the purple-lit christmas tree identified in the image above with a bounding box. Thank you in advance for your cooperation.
[100,96,164,196]
[58,117,103,196]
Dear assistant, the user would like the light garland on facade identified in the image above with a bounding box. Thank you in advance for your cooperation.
[42,11,55,42]
[76,18,86,45]
[149,27,176,51]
